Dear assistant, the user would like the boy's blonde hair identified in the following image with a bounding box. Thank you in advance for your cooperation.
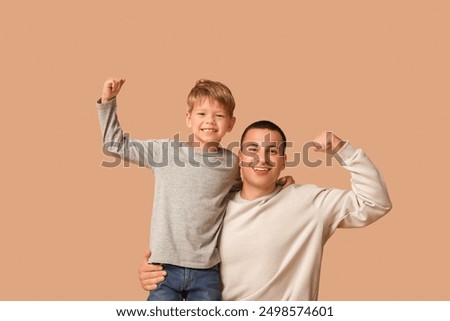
[186,79,235,117]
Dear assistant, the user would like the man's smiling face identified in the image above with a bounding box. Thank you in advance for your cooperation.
[239,128,286,195]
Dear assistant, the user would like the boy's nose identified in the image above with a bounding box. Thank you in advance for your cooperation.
[205,116,215,124]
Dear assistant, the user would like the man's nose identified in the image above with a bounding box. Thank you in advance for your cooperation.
[252,148,268,165]
[258,149,275,166]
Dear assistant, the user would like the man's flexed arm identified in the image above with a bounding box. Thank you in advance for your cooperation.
[310,131,392,230]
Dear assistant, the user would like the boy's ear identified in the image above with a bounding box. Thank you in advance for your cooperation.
[185,112,192,128]
[227,116,236,132]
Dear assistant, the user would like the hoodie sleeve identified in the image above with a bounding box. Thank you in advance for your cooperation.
[96,98,161,169]
[311,142,392,235]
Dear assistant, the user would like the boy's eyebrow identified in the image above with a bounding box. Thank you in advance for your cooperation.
[194,108,225,113]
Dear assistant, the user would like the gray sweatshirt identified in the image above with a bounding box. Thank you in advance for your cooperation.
[97,98,240,268]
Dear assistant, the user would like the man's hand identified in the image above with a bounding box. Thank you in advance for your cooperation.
[101,78,126,103]
[138,250,167,291]
[312,131,346,154]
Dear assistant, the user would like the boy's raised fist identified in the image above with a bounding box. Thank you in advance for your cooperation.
[101,78,126,103]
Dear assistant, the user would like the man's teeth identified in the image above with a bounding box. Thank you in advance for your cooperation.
[254,167,269,171]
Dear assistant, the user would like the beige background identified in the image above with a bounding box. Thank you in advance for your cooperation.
[1,0,449,300]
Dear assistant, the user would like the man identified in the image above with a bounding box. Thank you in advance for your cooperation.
[138,121,392,300]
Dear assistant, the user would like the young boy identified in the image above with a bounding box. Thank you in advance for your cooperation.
[96,78,240,300]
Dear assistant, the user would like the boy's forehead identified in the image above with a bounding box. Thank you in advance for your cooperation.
[192,97,224,110]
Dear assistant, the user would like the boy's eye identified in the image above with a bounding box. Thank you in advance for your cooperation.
[216,114,225,118]
[197,113,205,116]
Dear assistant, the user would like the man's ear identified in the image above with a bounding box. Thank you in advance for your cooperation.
[281,155,286,170]
[185,112,192,128]
[238,150,245,167]
[227,116,236,132]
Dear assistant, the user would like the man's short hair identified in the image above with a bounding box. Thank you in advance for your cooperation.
[240,120,287,156]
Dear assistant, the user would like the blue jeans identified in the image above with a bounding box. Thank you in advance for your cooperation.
[146,264,221,301]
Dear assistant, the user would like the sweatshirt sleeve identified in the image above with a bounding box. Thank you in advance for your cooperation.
[312,141,392,233]
[96,98,159,168]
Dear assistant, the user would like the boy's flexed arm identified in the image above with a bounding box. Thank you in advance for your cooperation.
[96,78,155,168]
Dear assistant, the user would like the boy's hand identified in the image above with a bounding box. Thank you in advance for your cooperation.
[138,250,167,291]
[312,131,346,154]
[101,78,126,103]
[277,176,295,188]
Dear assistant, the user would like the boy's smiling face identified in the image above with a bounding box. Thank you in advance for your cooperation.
[186,98,236,151]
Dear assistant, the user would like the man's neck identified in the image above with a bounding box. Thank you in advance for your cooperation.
[239,184,277,201]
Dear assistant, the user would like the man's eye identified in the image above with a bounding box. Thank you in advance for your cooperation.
[270,149,278,155]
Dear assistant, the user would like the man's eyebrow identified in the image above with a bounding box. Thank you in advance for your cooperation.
[262,141,277,147]
[241,141,259,149]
